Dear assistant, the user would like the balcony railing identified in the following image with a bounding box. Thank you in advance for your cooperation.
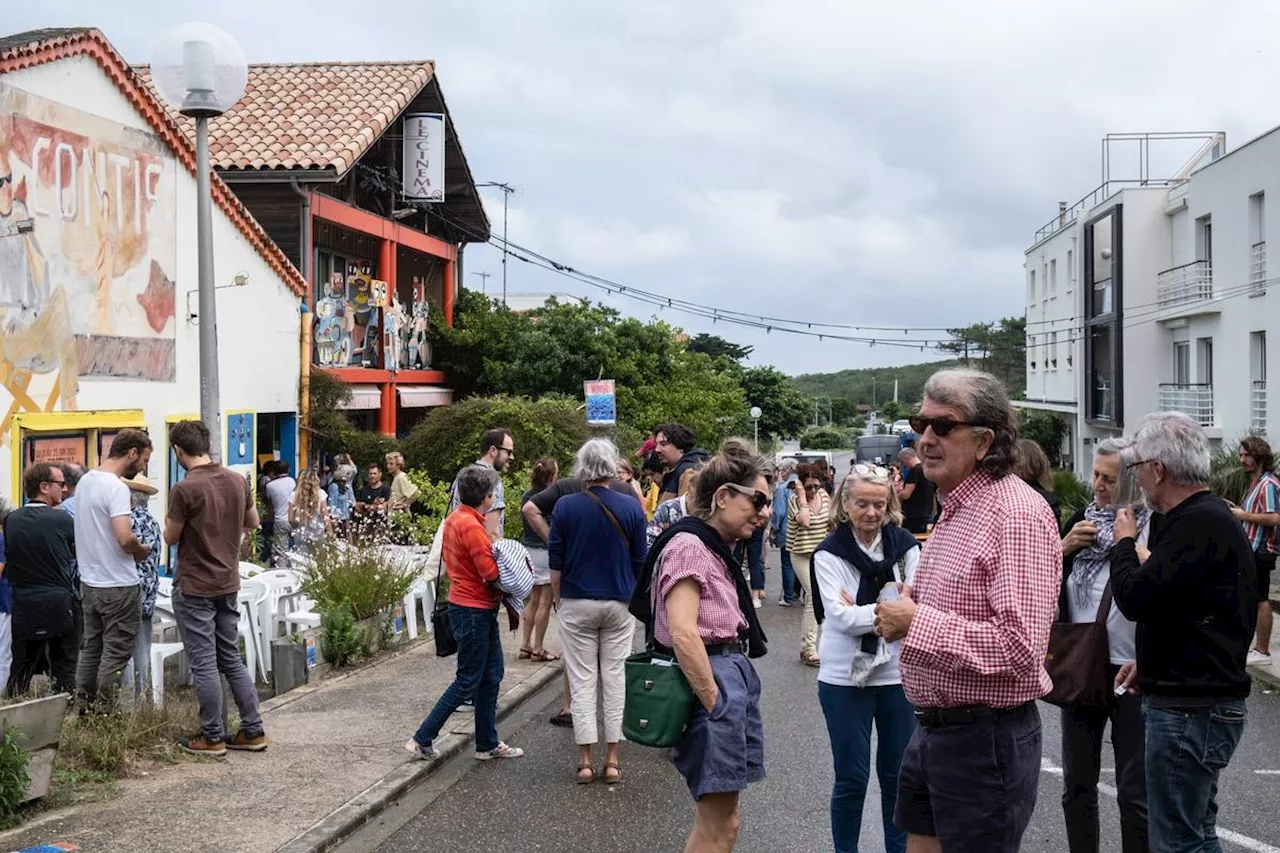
[1253,379,1268,435]
[1158,383,1215,427]
[1157,260,1213,307]
[1252,241,1267,296]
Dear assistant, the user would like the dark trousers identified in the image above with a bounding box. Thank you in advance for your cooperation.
[75,584,141,706]
[780,548,798,601]
[895,703,1041,852]
[734,526,767,591]
[819,681,916,853]
[903,517,930,534]
[414,605,504,752]
[1061,681,1149,853]
[6,592,80,697]
[172,590,263,741]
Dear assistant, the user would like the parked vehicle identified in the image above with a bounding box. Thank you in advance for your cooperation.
[855,435,902,465]
[891,419,913,436]
[777,450,833,471]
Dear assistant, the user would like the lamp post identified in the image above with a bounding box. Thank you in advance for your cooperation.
[152,23,248,462]
[749,406,762,449]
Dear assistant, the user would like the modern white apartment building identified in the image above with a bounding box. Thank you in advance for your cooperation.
[1022,132,1276,475]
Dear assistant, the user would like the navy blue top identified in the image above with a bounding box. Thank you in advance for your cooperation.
[549,485,648,602]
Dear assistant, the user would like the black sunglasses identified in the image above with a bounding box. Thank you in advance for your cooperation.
[908,415,977,437]
[724,483,771,511]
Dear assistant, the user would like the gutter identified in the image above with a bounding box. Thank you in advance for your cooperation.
[292,177,314,468]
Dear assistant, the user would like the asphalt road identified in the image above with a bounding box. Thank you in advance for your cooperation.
[349,551,1280,853]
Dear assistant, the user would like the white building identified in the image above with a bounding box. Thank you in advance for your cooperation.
[1022,132,1276,475]
[0,29,305,513]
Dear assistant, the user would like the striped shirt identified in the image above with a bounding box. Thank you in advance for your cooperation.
[786,491,831,555]
[1243,471,1280,554]
[654,533,747,646]
[492,538,535,612]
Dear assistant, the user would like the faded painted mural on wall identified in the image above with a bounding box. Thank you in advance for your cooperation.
[0,81,177,440]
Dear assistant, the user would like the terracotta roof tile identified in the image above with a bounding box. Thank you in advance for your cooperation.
[137,61,435,175]
[0,28,306,296]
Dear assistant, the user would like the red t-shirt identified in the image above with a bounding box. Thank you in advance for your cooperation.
[443,506,500,610]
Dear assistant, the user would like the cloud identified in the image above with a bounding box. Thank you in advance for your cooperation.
[15,0,1280,375]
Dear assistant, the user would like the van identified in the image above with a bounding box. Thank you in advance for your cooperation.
[777,450,833,471]
[855,435,903,465]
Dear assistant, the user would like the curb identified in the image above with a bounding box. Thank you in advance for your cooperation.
[1249,661,1280,693]
[272,661,562,853]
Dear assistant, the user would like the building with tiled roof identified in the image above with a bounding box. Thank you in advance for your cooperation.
[139,58,491,443]
[0,27,306,511]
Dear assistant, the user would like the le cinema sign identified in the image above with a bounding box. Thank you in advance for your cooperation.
[402,113,445,202]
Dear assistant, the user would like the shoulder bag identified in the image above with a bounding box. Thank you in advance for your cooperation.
[1043,580,1113,707]
[428,518,457,657]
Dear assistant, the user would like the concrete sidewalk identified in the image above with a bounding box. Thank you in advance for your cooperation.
[0,625,562,853]
[1246,584,1280,691]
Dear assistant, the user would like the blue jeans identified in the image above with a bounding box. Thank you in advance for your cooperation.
[1143,696,1246,853]
[413,604,504,751]
[780,548,797,602]
[740,526,766,591]
[818,680,916,853]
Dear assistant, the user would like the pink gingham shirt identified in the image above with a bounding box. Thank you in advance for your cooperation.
[654,533,748,646]
[900,470,1062,709]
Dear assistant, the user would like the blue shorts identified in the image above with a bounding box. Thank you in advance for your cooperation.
[671,651,765,799]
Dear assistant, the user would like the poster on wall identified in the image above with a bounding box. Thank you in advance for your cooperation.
[26,433,88,469]
[226,413,255,467]
[402,113,445,202]
[584,380,617,426]
[98,430,119,461]
[0,82,179,435]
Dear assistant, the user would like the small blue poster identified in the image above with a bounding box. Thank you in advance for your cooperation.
[584,380,617,426]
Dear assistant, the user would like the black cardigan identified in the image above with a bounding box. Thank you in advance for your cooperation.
[1057,506,1166,622]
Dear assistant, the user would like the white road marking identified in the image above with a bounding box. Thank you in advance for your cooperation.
[1255,770,1280,775]
[1041,758,1280,853]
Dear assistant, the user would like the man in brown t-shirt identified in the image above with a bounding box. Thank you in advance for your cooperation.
[164,420,268,757]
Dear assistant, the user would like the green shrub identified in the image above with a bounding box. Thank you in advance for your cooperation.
[1020,409,1068,467]
[301,539,420,621]
[1052,468,1092,521]
[318,601,365,668]
[401,395,590,483]
[0,727,29,828]
[799,426,852,450]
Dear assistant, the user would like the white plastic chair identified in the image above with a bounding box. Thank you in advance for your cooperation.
[239,561,263,579]
[238,577,270,683]
[149,602,186,705]
[274,589,322,637]
[251,569,304,672]
[402,576,435,640]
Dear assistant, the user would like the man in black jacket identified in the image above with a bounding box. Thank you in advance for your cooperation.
[4,463,80,696]
[1113,412,1255,853]
[653,422,710,504]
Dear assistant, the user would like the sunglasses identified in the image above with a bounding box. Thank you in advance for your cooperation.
[724,482,771,511]
[852,464,890,479]
[908,415,977,437]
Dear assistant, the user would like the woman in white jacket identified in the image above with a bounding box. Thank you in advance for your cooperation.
[811,465,921,853]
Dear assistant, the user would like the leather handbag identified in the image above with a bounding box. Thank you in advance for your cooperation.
[622,649,696,748]
[1043,580,1113,707]
[429,520,457,658]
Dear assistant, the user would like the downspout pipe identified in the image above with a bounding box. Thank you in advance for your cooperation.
[291,178,313,469]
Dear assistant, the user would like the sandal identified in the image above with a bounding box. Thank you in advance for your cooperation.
[531,649,561,662]
[602,762,621,785]
[576,763,596,784]
[518,648,533,659]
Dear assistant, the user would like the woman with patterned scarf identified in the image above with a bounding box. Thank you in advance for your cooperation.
[1057,437,1161,853]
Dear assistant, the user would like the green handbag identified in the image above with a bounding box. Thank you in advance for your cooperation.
[622,649,696,748]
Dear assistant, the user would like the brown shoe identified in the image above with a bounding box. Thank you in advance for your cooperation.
[179,733,227,758]
[226,730,269,752]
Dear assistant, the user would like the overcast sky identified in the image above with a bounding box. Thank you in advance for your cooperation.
[13,1,1280,375]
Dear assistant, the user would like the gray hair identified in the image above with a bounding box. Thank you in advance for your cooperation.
[130,490,151,510]
[1093,437,1142,506]
[922,368,1017,479]
[897,448,919,463]
[1132,412,1211,486]
[834,467,903,527]
[572,438,620,482]
[455,465,500,508]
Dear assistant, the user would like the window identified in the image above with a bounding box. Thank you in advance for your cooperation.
[1050,332,1059,369]
[1252,331,1268,383]
[1029,334,1038,371]
[1084,207,1123,424]
[1197,215,1213,263]
[1028,269,1036,302]
[1049,259,1058,295]
[1197,337,1214,385]
[1174,342,1190,385]
[1250,193,1265,244]
[1090,326,1114,420]
[1066,249,1075,284]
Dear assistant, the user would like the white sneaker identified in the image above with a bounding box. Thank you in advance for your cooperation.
[458,699,475,713]
[404,738,439,760]
[1247,649,1272,667]
[477,742,524,760]
[752,598,763,610]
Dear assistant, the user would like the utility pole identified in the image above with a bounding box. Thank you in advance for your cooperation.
[477,182,515,305]
[472,270,491,295]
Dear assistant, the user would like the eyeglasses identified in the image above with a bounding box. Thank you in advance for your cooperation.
[852,464,890,479]
[1126,458,1158,471]
[908,415,976,437]
[41,479,67,488]
[0,174,12,189]
[724,482,771,511]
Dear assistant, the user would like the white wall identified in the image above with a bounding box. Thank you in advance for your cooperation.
[1024,223,1081,410]
[2,56,301,505]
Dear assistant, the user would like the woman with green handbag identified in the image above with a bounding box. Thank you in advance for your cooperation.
[648,439,772,852]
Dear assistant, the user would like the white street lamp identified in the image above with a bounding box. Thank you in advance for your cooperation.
[749,406,762,449]
[152,22,248,462]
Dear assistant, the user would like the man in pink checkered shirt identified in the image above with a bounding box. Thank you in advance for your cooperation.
[874,369,1062,853]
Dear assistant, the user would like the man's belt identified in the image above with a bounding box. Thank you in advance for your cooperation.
[914,702,1032,730]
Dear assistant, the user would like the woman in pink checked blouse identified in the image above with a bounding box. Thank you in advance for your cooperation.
[649,439,772,853]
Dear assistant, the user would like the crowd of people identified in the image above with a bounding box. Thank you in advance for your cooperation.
[400,366,1275,853]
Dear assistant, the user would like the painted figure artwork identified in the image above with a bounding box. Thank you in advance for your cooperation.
[406,297,431,370]
[361,320,381,368]
[384,294,406,370]
[347,261,373,366]
[370,278,388,308]
[1,82,177,446]
[314,273,350,367]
